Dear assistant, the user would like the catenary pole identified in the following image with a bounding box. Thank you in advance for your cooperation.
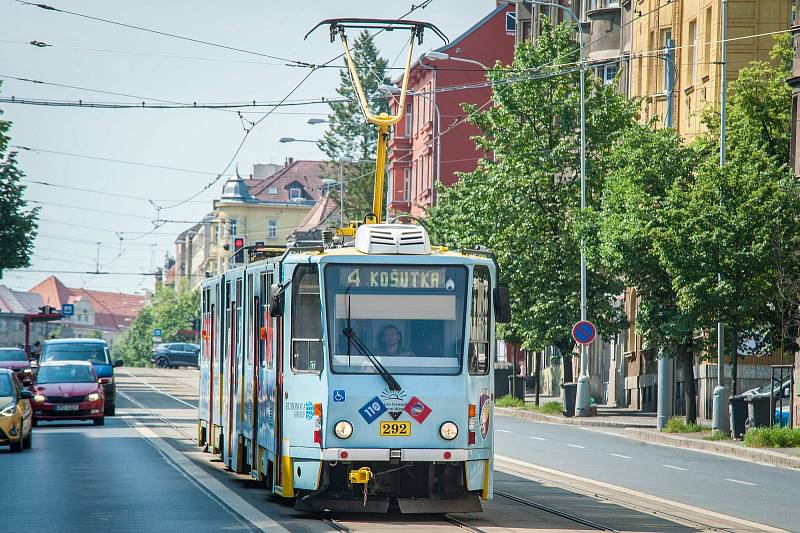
[712,0,730,434]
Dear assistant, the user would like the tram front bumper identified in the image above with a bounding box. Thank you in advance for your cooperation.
[319,447,471,462]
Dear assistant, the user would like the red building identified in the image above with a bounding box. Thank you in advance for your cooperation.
[387,3,516,218]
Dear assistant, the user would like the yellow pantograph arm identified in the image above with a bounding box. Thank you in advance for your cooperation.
[339,30,416,126]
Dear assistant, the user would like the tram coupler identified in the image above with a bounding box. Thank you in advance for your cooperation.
[348,466,373,485]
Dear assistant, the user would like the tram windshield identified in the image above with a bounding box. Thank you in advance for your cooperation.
[324,264,467,375]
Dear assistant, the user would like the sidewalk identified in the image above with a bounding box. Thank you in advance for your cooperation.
[496,401,800,470]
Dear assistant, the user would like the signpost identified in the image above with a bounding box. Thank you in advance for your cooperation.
[61,303,75,317]
[572,320,596,346]
[152,328,163,343]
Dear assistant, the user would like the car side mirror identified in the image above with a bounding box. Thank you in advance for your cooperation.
[493,286,512,324]
[20,390,33,400]
[269,283,284,317]
[113,359,124,368]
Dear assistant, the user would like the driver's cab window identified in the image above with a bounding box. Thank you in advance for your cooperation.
[291,265,323,373]
[469,265,491,375]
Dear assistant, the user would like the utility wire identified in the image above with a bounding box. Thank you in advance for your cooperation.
[13,0,316,68]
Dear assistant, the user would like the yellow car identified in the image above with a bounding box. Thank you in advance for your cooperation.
[0,368,33,452]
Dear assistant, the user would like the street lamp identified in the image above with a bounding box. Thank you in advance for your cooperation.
[307,118,328,125]
[279,137,318,143]
[523,0,589,417]
[379,84,442,207]
[422,50,488,70]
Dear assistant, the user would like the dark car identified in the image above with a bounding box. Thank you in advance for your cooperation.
[40,339,122,416]
[0,348,34,386]
[150,343,200,369]
[31,361,105,425]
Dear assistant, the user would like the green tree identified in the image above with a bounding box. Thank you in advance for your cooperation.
[319,31,390,221]
[594,124,703,422]
[114,283,199,367]
[428,21,638,379]
[0,85,39,275]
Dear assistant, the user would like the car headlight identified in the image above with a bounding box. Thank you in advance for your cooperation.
[439,421,458,440]
[334,420,353,439]
[88,393,100,402]
[33,394,46,403]
[0,403,15,416]
[23,368,32,374]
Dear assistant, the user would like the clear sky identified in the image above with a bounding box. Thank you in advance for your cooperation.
[0,0,497,295]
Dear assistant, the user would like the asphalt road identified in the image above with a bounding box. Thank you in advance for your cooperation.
[495,415,800,531]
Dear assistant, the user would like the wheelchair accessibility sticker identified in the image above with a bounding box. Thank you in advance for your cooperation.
[359,396,387,424]
[333,389,346,402]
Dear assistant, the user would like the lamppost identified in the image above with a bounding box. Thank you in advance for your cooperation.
[379,84,442,207]
[422,50,488,70]
[278,137,318,143]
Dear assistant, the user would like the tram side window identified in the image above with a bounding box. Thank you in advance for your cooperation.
[468,266,491,375]
[291,265,323,373]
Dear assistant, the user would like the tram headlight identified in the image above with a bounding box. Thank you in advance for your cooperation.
[334,420,353,439]
[439,421,458,441]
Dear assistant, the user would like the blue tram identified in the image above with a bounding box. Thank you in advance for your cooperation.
[197,223,510,513]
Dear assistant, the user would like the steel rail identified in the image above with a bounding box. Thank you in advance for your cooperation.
[493,490,617,532]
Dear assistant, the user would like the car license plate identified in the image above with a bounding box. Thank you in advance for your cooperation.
[379,421,411,436]
[55,404,79,411]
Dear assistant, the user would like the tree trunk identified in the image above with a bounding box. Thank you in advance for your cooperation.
[678,342,697,424]
[731,324,739,396]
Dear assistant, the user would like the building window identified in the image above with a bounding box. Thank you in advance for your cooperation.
[704,7,712,77]
[412,158,418,196]
[268,187,278,195]
[688,20,697,84]
[229,219,238,238]
[290,187,302,201]
[505,11,516,33]
[660,29,672,92]
[589,0,620,9]
[597,63,619,85]
[403,168,411,202]
[404,104,413,136]
[268,220,277,239]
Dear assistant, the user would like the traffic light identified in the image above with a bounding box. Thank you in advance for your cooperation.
[233,236,245,264]
[38,305,56,314]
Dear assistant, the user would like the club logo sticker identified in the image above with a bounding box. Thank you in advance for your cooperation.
[381,388,407,420]
[286,401,314,420]
[479,388,491,438]
[359,396,387,424]
[403,396,432,423]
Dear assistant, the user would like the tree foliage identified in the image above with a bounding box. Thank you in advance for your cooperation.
[319,31,390,221]
[0,84,39,274]
[114,283,199,367]
[428,21,639,375]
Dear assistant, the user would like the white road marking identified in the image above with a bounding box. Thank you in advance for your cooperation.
[530,436,547,441]
[663,464,687,471]
[495,455,787,533]
[567,444,586,449]
[610,453,632,459]
[725,478,757,486]
[497,429,512,433]
[125,418,287,532]
[121,370,197,409]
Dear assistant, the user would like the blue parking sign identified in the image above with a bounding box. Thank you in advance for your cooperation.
[359,397,386,424]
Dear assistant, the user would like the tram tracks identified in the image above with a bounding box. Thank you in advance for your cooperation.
[493,490,616,531]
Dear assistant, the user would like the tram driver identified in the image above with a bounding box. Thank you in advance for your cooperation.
[378,324,415,357]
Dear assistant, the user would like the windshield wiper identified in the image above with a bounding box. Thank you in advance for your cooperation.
[342,327,401,391]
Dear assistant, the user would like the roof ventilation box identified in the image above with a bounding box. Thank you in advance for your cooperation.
[354,224,431,255]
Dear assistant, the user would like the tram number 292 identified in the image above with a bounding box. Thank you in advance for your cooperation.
[379,421,411,436]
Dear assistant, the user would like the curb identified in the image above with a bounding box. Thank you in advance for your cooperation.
[623,428,800,470]
[495,407,656,428]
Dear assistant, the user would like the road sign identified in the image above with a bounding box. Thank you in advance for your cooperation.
[152,328,163,337]
[61,303,75,317]
[572,320,596,345]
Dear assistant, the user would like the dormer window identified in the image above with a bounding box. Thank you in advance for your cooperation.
[290,187,303,200]
[505,12,516,33]
[268,187,278,195]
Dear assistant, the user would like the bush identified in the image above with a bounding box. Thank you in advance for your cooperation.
[538,401,563,415]
[663,416,705,433]
[743,427,800,448]
[495,395,525,408]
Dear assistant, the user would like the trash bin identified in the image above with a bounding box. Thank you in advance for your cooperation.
[729,395,747,438]
[508,375,525,401]
[494,364,512,398]
[562,383,577,417]
[745,395,771,428]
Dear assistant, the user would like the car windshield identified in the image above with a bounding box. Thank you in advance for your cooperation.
[0,348,27,362]
[0,374,13,396]
[37,365,96,384]
[42,343,109,365]
[324,264,467,375]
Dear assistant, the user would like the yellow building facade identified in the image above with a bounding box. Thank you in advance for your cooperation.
[630,0,791,138]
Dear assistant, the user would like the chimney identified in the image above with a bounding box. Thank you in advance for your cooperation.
[285,157,294,167]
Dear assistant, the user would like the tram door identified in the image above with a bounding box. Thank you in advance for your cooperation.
[257,268,277,485]
[222,279,232,456]
[208,284,216,441]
